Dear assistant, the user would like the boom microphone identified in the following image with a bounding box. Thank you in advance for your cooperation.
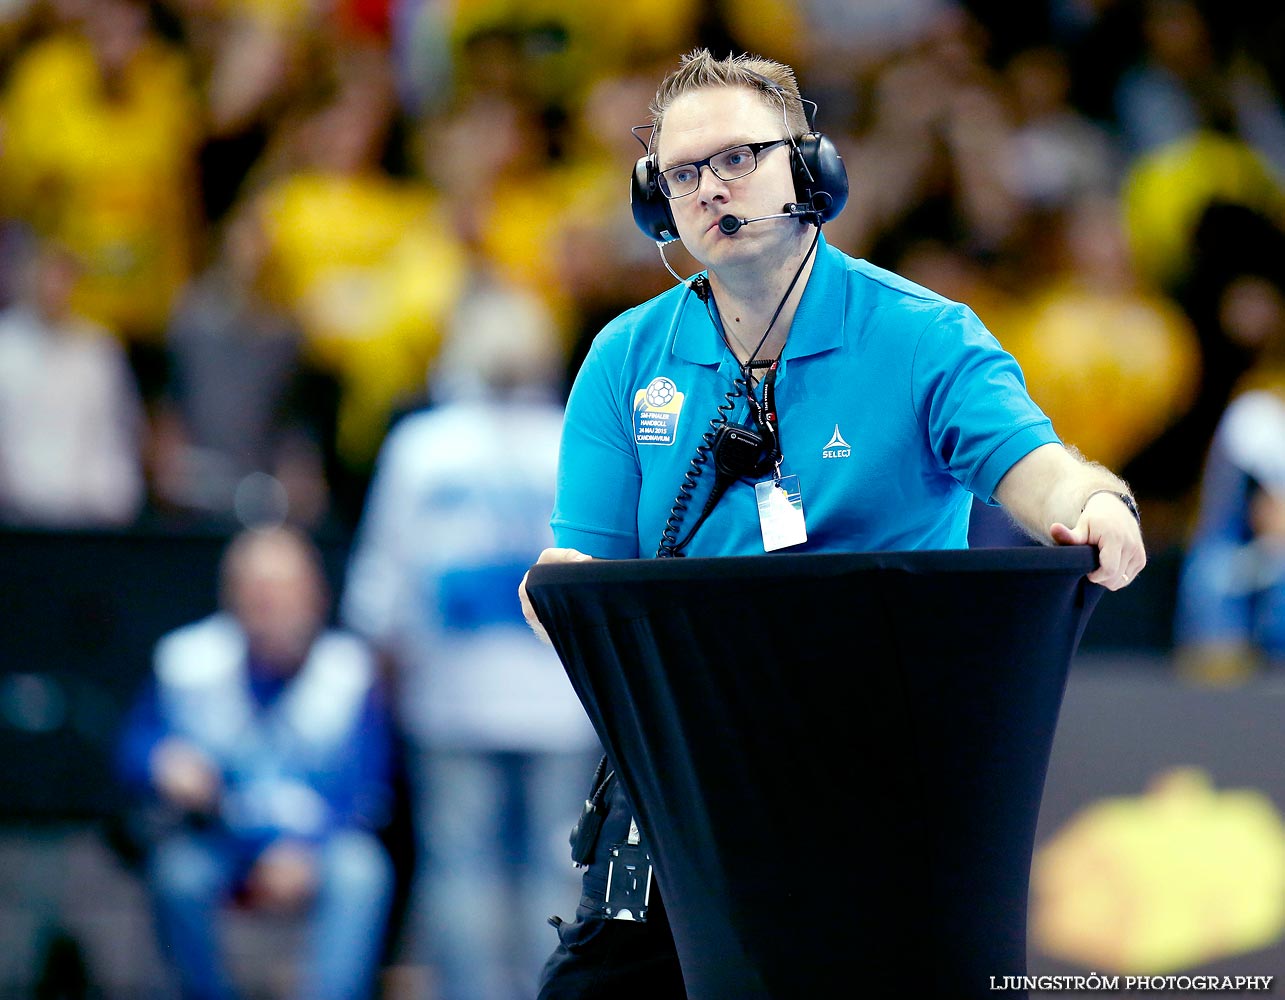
[718,195,834,235]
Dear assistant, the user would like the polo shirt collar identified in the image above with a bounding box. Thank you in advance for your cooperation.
[671,233,847,367]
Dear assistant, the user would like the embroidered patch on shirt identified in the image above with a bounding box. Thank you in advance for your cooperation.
[633,377,685,446]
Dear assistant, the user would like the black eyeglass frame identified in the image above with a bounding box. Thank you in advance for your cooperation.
[657,139,791,200]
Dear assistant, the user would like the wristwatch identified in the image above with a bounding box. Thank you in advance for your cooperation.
[1083,489,1141,526]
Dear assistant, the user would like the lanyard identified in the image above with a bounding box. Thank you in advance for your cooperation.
[746,360,782,478]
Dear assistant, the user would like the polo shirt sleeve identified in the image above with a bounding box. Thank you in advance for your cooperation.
[551,336,643,558]
[911,303,1060,503]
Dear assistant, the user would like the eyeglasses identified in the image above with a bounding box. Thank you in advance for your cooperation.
[657,139,790,200]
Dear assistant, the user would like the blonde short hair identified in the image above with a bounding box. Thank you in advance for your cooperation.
[649,49,809,153]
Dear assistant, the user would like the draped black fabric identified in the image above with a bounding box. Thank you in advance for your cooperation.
[526,547,1102,999]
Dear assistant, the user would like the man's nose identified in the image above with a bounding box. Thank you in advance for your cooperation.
[696,165,730,203]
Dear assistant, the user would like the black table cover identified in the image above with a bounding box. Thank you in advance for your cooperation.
[526,547,1102,998]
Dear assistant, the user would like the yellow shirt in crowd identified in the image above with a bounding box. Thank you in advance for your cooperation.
[0,32,200,339]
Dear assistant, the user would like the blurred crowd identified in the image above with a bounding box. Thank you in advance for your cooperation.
[2,0,1281,681]
[0,0,1281,544]
[2,0,1285,995]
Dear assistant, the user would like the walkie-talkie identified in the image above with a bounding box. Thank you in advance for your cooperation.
[712,422,776,481]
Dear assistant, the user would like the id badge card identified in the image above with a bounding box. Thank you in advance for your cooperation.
[604,841,652,921]
[755,475,807,551]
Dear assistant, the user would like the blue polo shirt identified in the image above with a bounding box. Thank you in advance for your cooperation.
[552,236,1058,559]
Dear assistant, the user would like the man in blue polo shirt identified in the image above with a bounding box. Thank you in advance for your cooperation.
[522,49,1146,998]
[551,225,1060,559]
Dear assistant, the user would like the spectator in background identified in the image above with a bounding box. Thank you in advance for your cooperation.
[551,69,683,383]
[1123,125,1285,289]
[173,0,318,226]
[1123,204,1285,509]
[254,44,467,513]
[1050,0,1147,128]
[1002,44,1119,212]
[1174,272,1285,681]
[1003,193,1201,543]
[152,199,335,532]
[1114,129,1285,520]
[0,0,200,361]
[117,526,397,1000]
[1113,0,1285,172]
[790,0,954,126]
[838,12,1027,266]
[418,90,569,329]
[0,236,146,527]
[341,269,599,1000]
[391,0,701,119]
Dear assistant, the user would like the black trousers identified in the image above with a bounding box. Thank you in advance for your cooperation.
[537,775,686,999]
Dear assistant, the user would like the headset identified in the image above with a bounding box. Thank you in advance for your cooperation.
[630,81,849,244]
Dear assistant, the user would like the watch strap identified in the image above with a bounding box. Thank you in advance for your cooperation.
[1083,489,1140,525]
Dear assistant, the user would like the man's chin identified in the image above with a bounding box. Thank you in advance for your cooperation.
[696,232,758,267]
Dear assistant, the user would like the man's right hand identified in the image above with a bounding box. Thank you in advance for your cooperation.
[519,547,593,645]
[150,737,221,814]
[247,839,320,913]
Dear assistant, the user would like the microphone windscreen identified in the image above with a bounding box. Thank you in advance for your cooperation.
[718,215,742,235]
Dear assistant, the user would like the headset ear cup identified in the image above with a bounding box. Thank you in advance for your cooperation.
[631,155,680,242]
[791,133,849,222]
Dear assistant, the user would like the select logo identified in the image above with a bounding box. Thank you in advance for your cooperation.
[822,424,851,459]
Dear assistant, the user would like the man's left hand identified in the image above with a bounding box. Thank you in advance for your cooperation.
[1049,492,1146,591]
